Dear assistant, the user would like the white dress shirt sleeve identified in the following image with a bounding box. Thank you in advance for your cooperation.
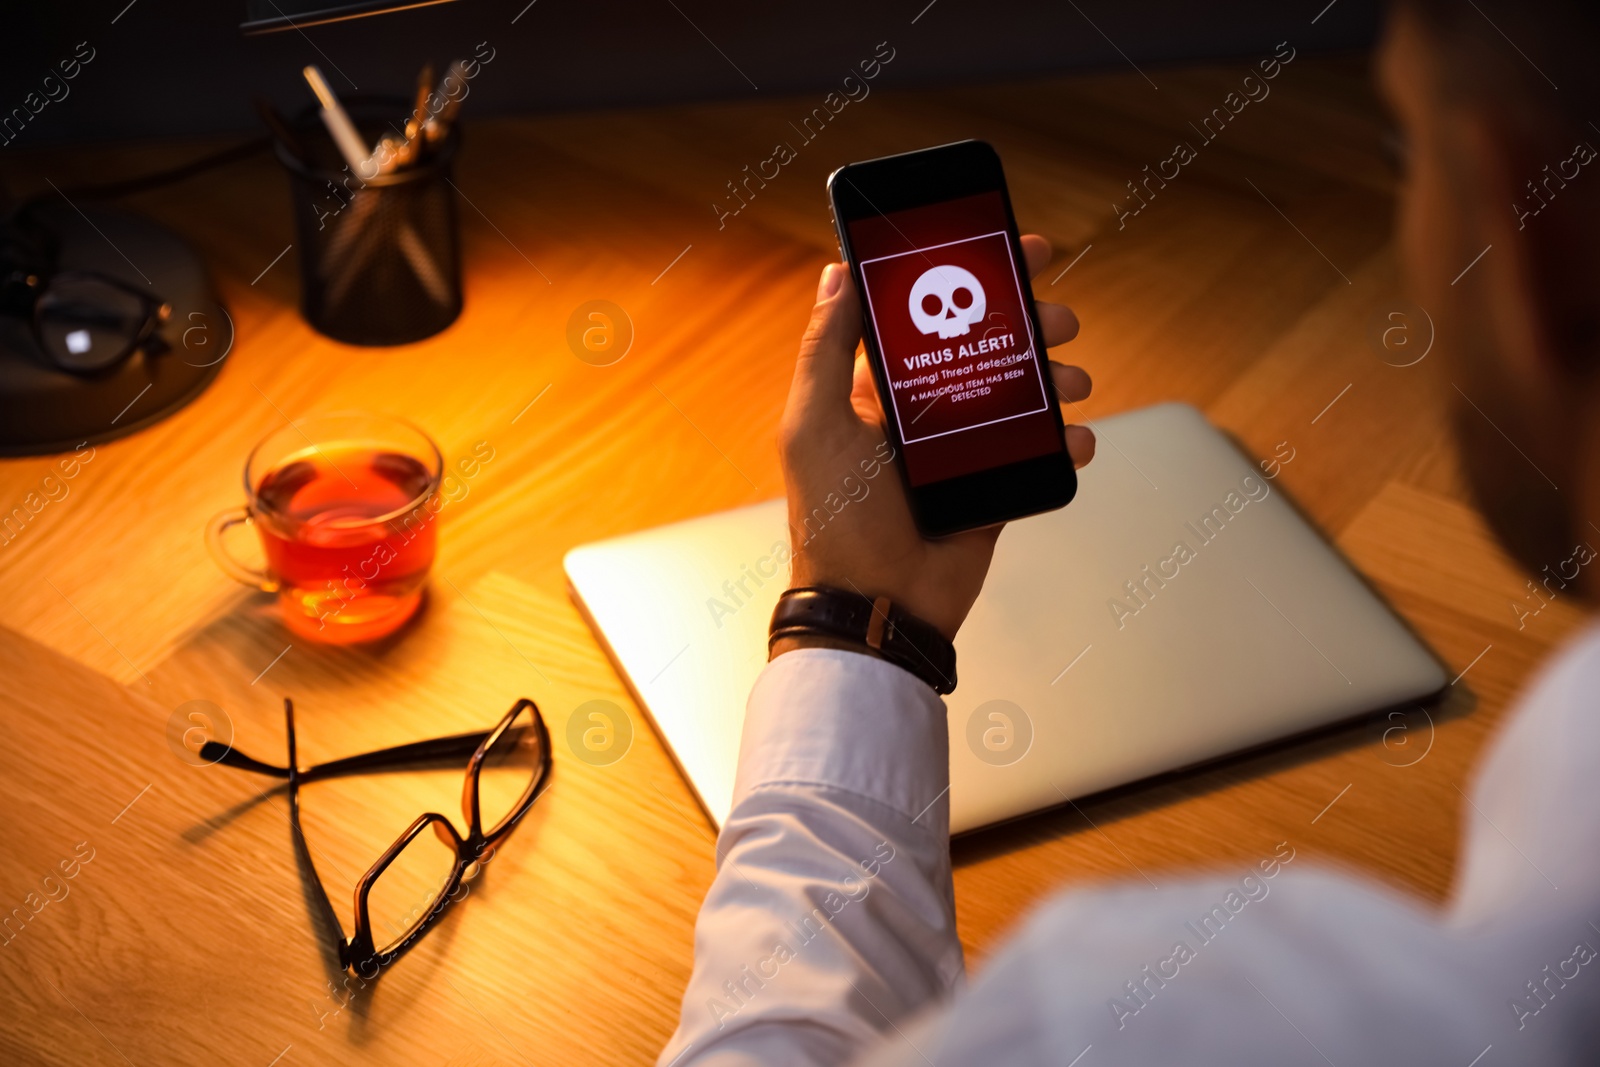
[660,627,1600,1067]
[656,648,962,1067]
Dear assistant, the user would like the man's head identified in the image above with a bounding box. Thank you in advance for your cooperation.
[1380,0,1600,596]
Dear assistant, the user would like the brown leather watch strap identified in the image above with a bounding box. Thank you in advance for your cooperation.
[768,585,957,695]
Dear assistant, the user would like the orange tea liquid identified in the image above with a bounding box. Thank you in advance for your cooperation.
[255,446,437,642]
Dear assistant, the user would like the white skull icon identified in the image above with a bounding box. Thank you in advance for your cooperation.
[908,265,986,339]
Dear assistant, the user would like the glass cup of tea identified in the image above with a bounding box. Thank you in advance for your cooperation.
[207,412,443,644]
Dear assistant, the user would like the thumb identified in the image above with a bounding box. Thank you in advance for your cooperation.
[788,263,863,423]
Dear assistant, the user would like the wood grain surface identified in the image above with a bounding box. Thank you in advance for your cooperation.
[0,54,1586,1065]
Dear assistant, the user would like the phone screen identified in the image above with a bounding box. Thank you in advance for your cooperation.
[846,190,1061,487]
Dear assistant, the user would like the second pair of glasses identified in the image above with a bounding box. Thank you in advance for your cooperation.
[2,268,171,373]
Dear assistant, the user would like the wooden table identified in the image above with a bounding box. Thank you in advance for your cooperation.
[0,55,1584,1065]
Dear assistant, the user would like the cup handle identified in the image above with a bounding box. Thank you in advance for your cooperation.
[206,507,279,593]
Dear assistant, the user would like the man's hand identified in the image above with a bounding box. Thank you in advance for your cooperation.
[777,234,1094,641]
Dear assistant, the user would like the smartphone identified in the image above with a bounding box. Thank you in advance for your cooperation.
[827,139,1076,537]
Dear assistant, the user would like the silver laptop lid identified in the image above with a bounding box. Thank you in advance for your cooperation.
[565,403,1445,833]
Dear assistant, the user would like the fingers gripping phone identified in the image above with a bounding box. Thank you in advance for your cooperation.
[828,140,1076,537]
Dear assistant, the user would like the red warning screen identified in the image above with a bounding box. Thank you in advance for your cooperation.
[849,191,1061,486]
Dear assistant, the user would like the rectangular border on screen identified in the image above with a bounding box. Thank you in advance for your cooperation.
[858,230,1051,446]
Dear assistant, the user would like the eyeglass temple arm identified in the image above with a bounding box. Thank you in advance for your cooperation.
[305,730,496,779]
[283,698,353,961]
[201,744,290,776]
[201,728,495,781]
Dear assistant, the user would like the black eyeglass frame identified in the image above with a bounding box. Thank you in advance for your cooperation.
[1,267,172,374]
[207,697,552,977]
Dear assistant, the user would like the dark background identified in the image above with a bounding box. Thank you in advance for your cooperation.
[3,0,1380,148]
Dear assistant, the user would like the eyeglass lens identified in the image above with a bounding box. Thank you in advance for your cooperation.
[36,274,148,371]
[366,818,460,956]
[478,704,544,837]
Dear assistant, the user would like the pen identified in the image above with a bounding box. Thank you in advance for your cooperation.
[403,61,434,166]
[396,220,452,305]
[302,65,374,176]
[371,133,404,177]
[422,59,471,146]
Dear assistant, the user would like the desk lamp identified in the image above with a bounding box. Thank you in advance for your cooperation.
[0,175,235,457]
[0,1,463,456]
[241,0,458,34]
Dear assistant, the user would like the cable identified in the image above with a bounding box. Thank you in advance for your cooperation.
[51,135,273,200]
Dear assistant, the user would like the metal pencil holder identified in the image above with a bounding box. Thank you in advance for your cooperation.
[278,98,462,346]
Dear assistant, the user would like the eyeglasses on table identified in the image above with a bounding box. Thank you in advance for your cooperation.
[207,696,552,977]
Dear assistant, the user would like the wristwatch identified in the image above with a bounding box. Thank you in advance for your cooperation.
[769,585,957,695]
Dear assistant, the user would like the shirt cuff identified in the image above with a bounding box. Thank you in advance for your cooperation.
[734,648,951,830]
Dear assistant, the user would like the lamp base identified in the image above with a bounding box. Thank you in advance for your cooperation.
[0,201,232,457]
